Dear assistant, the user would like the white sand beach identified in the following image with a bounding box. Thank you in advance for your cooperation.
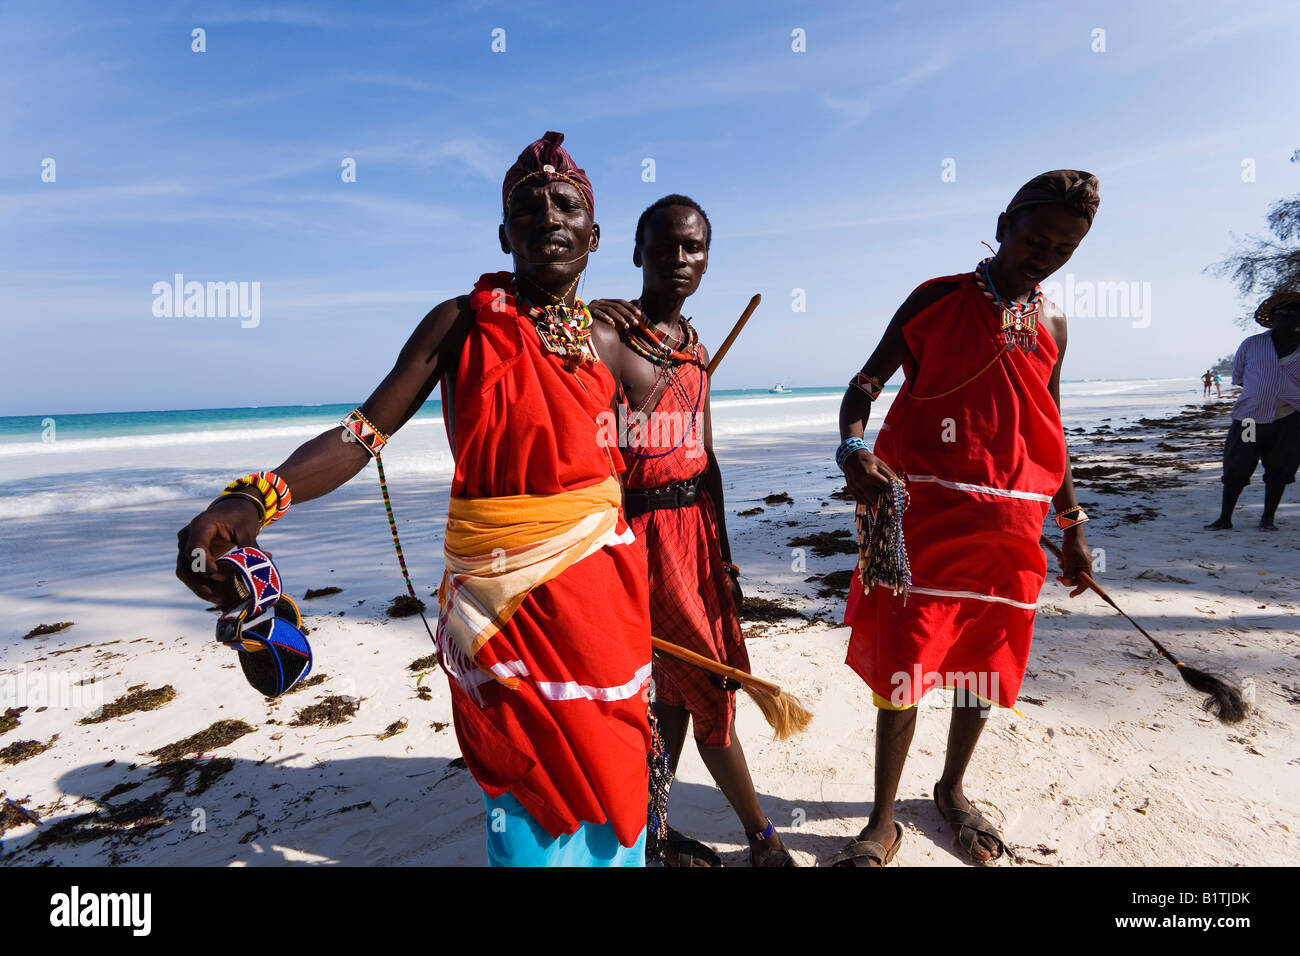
[1,380,1296,866]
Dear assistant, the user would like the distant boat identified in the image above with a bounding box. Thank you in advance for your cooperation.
[768,384,790,393]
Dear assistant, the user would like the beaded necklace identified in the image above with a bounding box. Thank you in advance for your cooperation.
[625,301,700,366]
[622,346,705,460]
[974,256,1043,353]
[514,273,598,371]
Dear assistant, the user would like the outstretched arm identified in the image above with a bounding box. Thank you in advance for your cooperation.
[175,297,474,604]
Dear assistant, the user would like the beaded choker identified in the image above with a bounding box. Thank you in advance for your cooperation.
[514,274,599,372]
[974,257,1043,353]
[625,303,700,367]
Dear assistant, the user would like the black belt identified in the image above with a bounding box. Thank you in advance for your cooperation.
[624,476,703,519]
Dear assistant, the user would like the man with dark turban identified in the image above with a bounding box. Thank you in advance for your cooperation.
[830,170,1098,866]
[176,131,655,866]
[1205,291,1300,531]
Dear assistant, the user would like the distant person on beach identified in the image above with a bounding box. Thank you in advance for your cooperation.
[588,196,792,867]
[1213,370,1223,398]
[1202,370,1214,397]
[176,132,656,866]
[1205,291,1300,531]
[832,170,1098,866]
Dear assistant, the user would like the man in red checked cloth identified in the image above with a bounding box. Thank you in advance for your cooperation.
[829,171,1100,867]
[589,195,793,867]
[176,132,653,866]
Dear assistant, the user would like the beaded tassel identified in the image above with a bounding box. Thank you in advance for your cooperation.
[855,478,913,602]
[645,700,673,863]
[375,455,417,601]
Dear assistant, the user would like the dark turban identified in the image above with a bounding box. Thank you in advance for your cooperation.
[1005,170,1100,224]
[502,131,594,216]
[1255,290,1300,328]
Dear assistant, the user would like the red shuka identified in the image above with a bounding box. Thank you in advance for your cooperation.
[438,273,652,846]
[622,353,750,748]
[845,273,1067,709]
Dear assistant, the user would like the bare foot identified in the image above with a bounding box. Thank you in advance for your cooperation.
[1204,518,1233,530]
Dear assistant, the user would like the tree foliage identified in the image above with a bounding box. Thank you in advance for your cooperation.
[1208,193,1300,328]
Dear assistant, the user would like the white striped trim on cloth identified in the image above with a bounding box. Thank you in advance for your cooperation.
[909,586,1039,611]
[458,659,653,703]
[907,473,1053,503]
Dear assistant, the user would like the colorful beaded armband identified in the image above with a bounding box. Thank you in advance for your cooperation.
[340,408,389,459]
[849,372,884,401]
[1055,505,1089,530]
[836,437,869,470]
[222,471,292,528]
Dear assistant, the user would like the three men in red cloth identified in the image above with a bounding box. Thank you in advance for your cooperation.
[833,171,1099,866]
[177,127,1100,868]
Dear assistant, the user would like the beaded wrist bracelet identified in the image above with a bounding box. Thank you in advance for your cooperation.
[849,372,884,401]
[1055,505,1089,530]
[724,562,740,578]
[213,490,268,524]
[222,471,292,528]
[340,408,389,459]
[746,819,776,843]
[836,437,869,470]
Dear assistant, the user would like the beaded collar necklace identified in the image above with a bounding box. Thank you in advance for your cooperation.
[514,273,598,371]
[974,256,1043,353]
[625,300,700,366]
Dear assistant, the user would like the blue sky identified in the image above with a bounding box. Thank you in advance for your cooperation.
[3,0,1298,415]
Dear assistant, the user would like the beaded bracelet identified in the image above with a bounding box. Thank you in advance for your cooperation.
[212,490,268,524]
[724,562,740,578]
[849,372,884,401]
[836,437,869,470]
[1055,505,1089,530]
[340,408,389,459]
[746,819,775,843]
[222,471,292,528]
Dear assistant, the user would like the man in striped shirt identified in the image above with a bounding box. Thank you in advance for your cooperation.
[1205,292,1300,531]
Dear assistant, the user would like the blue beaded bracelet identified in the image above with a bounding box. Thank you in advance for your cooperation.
[836,437,869,470]
[747,819,775,843]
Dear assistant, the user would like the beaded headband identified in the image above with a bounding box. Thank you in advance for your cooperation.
[504,168,593,215]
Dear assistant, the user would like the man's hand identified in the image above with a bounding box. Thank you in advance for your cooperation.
[1056,530,1093,598]
[589,298,639,331]
[175,498,263,606]
[842,447,899,506]
[726,570,744,610]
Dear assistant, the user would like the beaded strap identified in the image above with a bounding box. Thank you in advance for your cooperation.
[1055,505,1089,530]
[836,437,869,470]
[222,471,291,528]
[849,372,884,401]
[341,408,389,458]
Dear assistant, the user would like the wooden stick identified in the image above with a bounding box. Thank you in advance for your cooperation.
[651,636,779,693]
[706,294,761,377]
[1040,535,1246,723]
[651,636,813,739]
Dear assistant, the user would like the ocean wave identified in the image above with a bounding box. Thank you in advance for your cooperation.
[0,477,222,520]
[0,415,447,459]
